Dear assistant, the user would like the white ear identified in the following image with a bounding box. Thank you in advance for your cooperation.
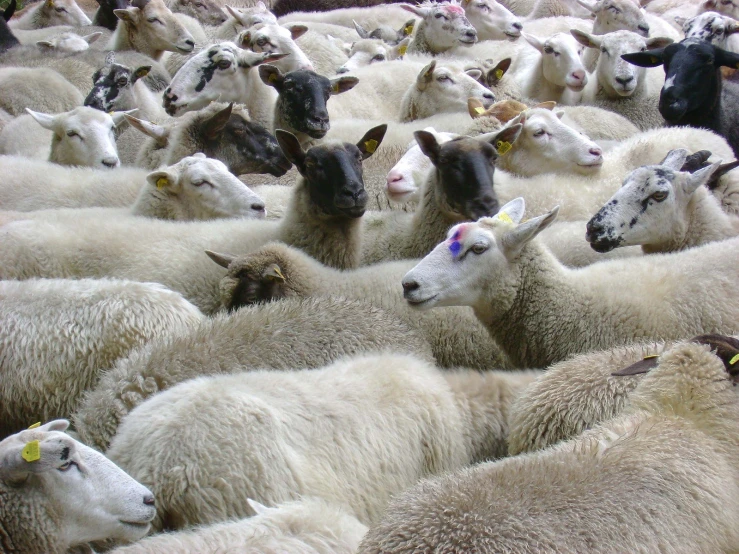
[501,206,559,257]
[400,3,428,17]
[146,168,180,194]
[25,108,57,131]
[683,161,721,195]
[522,32,544,52]
[125,114,169,145]
[110,109,138,127]
[192,152,207,159]
[83,31,103,44]
[256,0,266,10]
[576,0,595,13]
[554,109,564,119]
[495,197,526,224]
[36,40,54,49]
[674,15,687,27]
[247,498,272,515]
[465,68,482,80]
[659,148,689,171]
[40,419,71,432]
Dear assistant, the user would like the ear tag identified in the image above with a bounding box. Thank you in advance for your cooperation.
[22,441,41,463]
[268,73,278,83]
[643,354,659,360]
[649,56,659,64]
[496,140,512,155]
[474,106,485,114]
[332,82,341,93]
[364,139,378,153]
[730,353,739,366]
[28,422,40,429]
[497,211,513,224]
[398,44,408,56]
[404,25,414,35]
[273,266,285,280]
[494,68,504,80]
[156,177,168,190]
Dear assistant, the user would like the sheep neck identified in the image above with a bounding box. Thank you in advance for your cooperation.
[0,488,62,554]
[278,179,362,270]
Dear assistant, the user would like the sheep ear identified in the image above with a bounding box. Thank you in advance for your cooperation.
[621,48,665,67]
[263,263,285,282]
[727,20,739,35]
[205,250,235,269]
[275,129,306,173]
[659,148,689,171]
[83,31,103,44]
[125,114,169,145]
[329,76,359,95]
[401,18,415,36]
[414,129,441,165]
[147,168,180,193]
[465,68,482,81]
[287,24,308,40]
[489,123,523,155]
[3,0,16,21]
[417,60,436,91]
[224,4,240,19]
[240,30,253,48]
[673,15,687,27]
[25,109,57,131]
[468,97,486,118]
[114,7,139,23]
[110,109,138,127]
[400,3,428,17]
[486,57,510,86]
[683,161,721,195]
[554,109,565,119]
[575,0,595,13]
[247,498,273,515]
[40,420,71,432]
[706,160,739,190]
[611,355,659,376]
[353,19,370,38]
[0,426,76,483]
[391,36,411,59]
[501,206,559,257]
[202,103,233,140]
[132,65,151,83]
[357,124,387,160]
[495,197,526,224]
[646,36,673,49]
[258,64,284,90]
[522,32,544,52]
[570,29,599,49]
[36,40,54,50]
[713,46,739,69]
[533,101,556,110]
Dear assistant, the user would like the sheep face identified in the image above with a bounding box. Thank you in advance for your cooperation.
[586,149,721,252]
[276,124,386,218]
[463,0,522,41]
[622,39,739,122]
[239,24,314,73]
[0,420,155,549]
[402,198,558,312]
[114,0,195,56]
[163,44,282,116]
[37,31,101,53]
[523,32,588,92]
[36,0,92,27]
[680,12,739,49]
[85,60,152,112]
[401,1,478,50]
[584,0,650,37]
[336,38,409,74]
[168,0,227,26]
[225,3,277,29]
[261,67,358,139]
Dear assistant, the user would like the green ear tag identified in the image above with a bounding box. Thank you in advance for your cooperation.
[364,139,378,153]
[22,441,41,463]
[496,140,512,155]
[28,422,40,429]
[494,68,504,80]
[332,82,340,93]
[730,353,739,366]
[268,73,278,83]
[650,56,659,64]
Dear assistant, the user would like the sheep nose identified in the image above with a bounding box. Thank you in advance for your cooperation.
[570,70,585,82]
[143,494,155,506]
[585,218,604,237]
[386,170,403,184]
[102,157,119,168]
[483,91,495,101]
[251,202,265,212]
[402,280,420,295]
[512,21,523,30]
[184,39,195,49]
[589,147,602,157]
[637,23,649,34]
[615,75,634,86]
[336,66,349,74]
[464,30,477,40]
[309,114,329,126]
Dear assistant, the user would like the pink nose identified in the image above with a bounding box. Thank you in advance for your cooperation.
[589,147,602,157]
[386,170,403,184]
[571,70,585,82]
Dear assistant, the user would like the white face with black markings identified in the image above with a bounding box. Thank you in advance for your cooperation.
[681,12,739,49]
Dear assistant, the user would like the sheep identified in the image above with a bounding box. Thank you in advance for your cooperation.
[0,126,388,312]
[646,0,739,21]
[273,0,408,17]
[572,29,673,130]
[166,0,227,25]
[679,11,739,52]
[36,30,103,52]
[9,0,91,30]
[73,297,434,451]
[462,56,523,100]
[0,66,82,116]
[0,420,156,554]
[586,149,739,254]
[108,498,368,554]
[401,197,739,368]
[623,38,739,157]
[238,22,314,72]
[0,106,132,168]
[0,278,203,438]
[358,335,739,554]
[108,0,195,59]
[105,353,539,529]
[400,1,478,55]
[336,36,410,73]
[93,0,129,29]
[207,241,511,368]
[361,125,523,265]
[463,0,523,41]
[352,16,415,45]
[211,3,277,40]
[276,4,411,31]
[0,0,20,53]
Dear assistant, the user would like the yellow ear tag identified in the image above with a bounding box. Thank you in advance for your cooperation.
[494,68,504,80]
[273,266,285,280]
[332,82,340,93]
[364,139,378,154]
[404,24,414,35]
[497,211,513,224]
[643,354,659,360]
[22,441,41,463]
[28,422,40,429]
[474,106,485,114]
[730,353,739,366]
[496,140,512,155]
[156,177,168,190]
[649,56,659,64]
[269,73,278,83]
[398,44,407,56]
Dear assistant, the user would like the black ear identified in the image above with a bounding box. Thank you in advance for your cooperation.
[487,57,511,86]
[706,160,739,190]
[275,129,306,173]
[258,64,284,91]
[611,355,660,376]
[356,124,387,160]
[714,45,739,69]
[202,103,233,140]
[621,48,666,67]
[414,130,441,165]
[3,0,16,21]
[132,65,151,83]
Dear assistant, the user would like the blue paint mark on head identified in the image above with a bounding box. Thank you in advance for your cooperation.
[449,240,462,257]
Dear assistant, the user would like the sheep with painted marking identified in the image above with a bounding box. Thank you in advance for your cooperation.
[0,278,202,438]
[105,353,538,529]
[9,0,91,30]
[108,498,368,554]
[0,66,82,116]
[73,297,434,451]
[0,420,156,554]
[401,197,739,368]
[358,335,739,554]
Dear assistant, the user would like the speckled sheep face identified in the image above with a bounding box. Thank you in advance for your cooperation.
[168,0,226,26]
[462,0,522,41]
[590,0,650,36]
[681,12,739,48]
[85,62,151,112]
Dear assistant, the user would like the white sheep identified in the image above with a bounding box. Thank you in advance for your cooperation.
[0,278,202,436]
[9,0,91,29]
[277,4,412,33]
[0,106,133,168]
[464,0,523,41]
[212,2,277,40]
[401,196,739,367]
[238,22,314,72]
[0,420,156,554]
[36,30,102,52]
[108,498,368,554]
[106,353,539,529]
[358,336,739,553]
[647,0,739,22]
[207,241,511,369]
[73,296,435,451]
[352,15,416,45]
[336,37,410,74]
[400,1,478,55]
[0,66,82,116]
[166,0,227,26]
[586,148,739,253]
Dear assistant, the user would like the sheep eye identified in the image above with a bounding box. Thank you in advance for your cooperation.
[193,180,211,187]
[217,60,232,69]
[117,78,128,86]
[608,5,621,12]
[371,54,385,62]
[435,12,444,18]
[195,1,204,6]
[651,191,668,202]
[256,37,267,47]
[471,243,488,255]
[54,7,67,12]
[543,45,554,54]
[600,46,608,54]
[437,75,451,82]
[66,130,79,138]
[58,461,77,472]
[533,129,546,137]
[147,17,162,24]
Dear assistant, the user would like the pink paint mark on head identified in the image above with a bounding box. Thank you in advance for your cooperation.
[450,223,468,243]
[448,223,468,257]
[444,4,465,15]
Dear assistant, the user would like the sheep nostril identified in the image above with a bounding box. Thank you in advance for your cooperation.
[184,39,195,48]
[615,76,634,85]
[512,22,523,30]
[102,158,119,168]
[589,147,602,157]
[251,203,265,212]
[402,280,420,294]
[143,494,155,506]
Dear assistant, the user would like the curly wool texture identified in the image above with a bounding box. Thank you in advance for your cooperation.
[0,67,82,117]
[0,278,202,438]
[73,297,433,451]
